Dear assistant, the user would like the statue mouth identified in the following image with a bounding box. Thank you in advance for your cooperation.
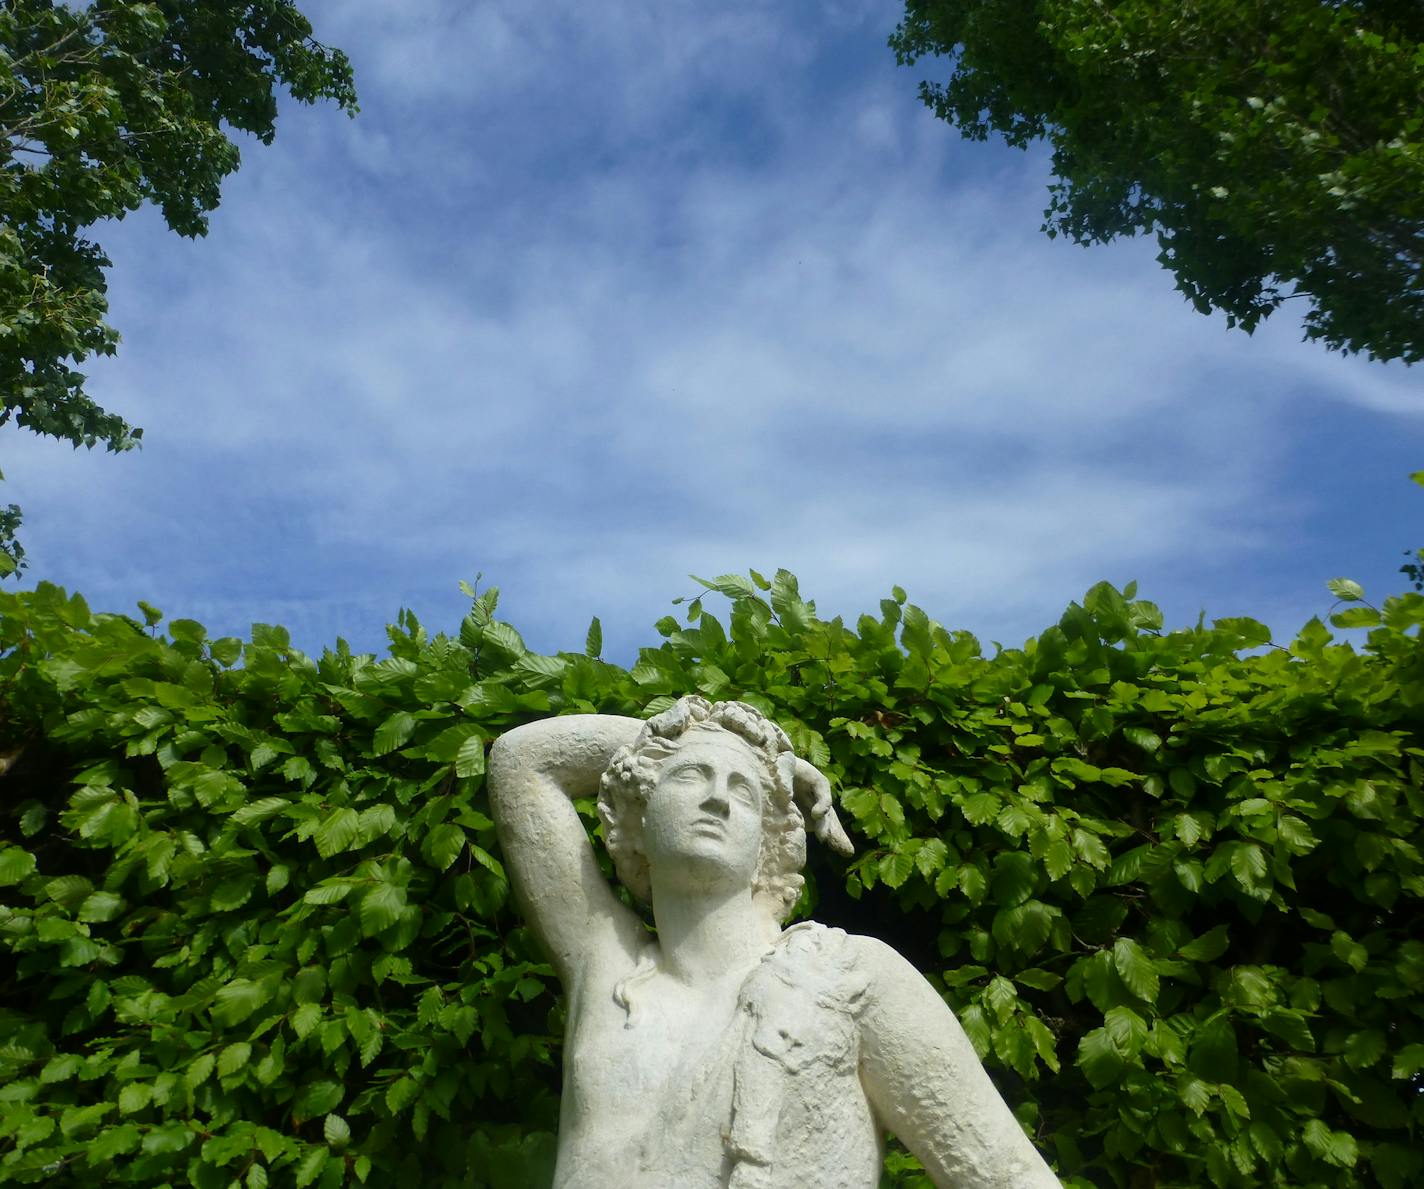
[690,818,726,837]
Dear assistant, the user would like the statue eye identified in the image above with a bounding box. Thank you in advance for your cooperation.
[728,774,759,805]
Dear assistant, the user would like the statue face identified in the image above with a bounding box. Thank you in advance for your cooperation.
[641,729,765,892]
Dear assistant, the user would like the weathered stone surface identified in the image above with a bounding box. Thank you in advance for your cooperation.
[489,696,1061,1188]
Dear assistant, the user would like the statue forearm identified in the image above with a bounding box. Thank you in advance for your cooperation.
[488,714,644,805]
[486,714,648,980]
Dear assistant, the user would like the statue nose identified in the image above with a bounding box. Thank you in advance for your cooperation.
[700,786,731,818]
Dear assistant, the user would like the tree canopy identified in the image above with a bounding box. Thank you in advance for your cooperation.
[890,0,1424,365]
[1,571,1421,1187]
[0,0,356,573]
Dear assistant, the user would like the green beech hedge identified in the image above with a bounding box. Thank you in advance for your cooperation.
[1,572,1421,1188]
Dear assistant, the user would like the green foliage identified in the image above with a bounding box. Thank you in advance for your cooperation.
[1402,472,1424,593]
[1,571,1423,1187]
[0,480,22,577]
[0,0,356,563]
[890,0,1424,364]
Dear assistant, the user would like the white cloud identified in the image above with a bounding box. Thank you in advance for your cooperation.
[7,0,1420,660]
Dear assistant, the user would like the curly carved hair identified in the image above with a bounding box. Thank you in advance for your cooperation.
[597,695,808,922]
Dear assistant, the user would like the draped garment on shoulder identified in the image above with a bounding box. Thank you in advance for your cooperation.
[625,922,884,1189]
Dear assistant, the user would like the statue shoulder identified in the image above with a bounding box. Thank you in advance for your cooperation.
[763,926,955,1049]
[757,923,922,988]
[731,924,948,1079]
[841,930,928,983]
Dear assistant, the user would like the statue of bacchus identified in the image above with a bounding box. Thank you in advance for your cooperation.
[489,696,1062,1188]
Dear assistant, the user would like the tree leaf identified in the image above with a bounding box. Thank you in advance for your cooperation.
[143,1122,195,1155]
[1044,838,1073,880]
[314,807,361,859]
[294,1146,328,1188]
[304,880,354,905]
[1076,1027,1125,1089]
[323,1113,351,1150]
[1071,829,1110,870]
[480,620,526,660]
[455,734,486,778]
[218,1042,252,1078]
[1260,1008,1315,1052]
[0,845,37,886]
[1179,1074,1212,1116]
[211,873,258,912]
[232,796,292,827]
[1330,607,1381,629]
[293,1081,343,1121]
[77,890,125,922]
[359,882,406,936]
[1326,577,1365,603]
[213,979,270,1027]
[41,1053,82,1083]
[291,1003,322,1039]
[1344,1029,1387,1070]
[1303,1119,1357,1167]
[118,1082,153,1114]
[880,849,915,889]
[1123,726,1162,753]
[1015,968,1063,992]
[1103,1005,1147,1059]
[984,975,1018,1025]
[385,1076,420,1115]
[1218,1083,1250,1119]
[991,851,1035,907]
[422,823,465,872]
[373,711,416,756]
[1189,1014,1238,1081]
[185,1053,216,1089]
[1390,1043,1424,1080]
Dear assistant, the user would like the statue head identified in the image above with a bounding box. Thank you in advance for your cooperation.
[598,696,811,922]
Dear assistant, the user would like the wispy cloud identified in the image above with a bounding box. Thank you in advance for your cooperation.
[8,0,1419,659]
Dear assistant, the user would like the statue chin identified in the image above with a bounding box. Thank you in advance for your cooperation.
[648,850,759,899]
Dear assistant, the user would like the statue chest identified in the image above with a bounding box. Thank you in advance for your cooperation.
[555,980,742,1187]
[553,925,884,1189]
[565,975,743,1103]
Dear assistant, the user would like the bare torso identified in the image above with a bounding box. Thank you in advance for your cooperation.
[553,928,884,1189]
[554,952,745,1187]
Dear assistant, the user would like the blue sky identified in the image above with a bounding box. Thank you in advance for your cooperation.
[8,0,1422,661]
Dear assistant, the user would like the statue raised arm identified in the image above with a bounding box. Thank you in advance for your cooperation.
[488,696,1062,1189]
[487,712,647,991]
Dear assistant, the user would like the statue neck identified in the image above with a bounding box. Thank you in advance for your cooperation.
[649,881,781,985]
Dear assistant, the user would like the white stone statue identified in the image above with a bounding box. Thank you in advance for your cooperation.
[488,695,1063,1189]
